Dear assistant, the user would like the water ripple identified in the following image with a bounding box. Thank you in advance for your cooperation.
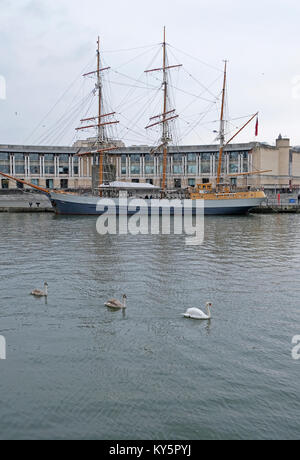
[0,213,300,439]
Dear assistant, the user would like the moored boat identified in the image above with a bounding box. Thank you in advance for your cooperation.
[0,31,268,214]
[49,31,267,216]
[49,188,266,216]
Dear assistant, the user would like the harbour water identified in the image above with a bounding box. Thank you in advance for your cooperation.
[0,213,299,440]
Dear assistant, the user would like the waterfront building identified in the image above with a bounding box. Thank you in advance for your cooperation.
[0,144,91,191]
[1,135,300,192]
[249,135,300,191]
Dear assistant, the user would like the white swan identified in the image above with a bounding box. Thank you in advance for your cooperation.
[105,294,127,309]
[31,282,48,297]
[183,302,212,320]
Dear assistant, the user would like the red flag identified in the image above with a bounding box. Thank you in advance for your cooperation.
[255,116,259,137]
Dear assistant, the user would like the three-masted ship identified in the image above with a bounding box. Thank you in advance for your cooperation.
[0,31,267,215]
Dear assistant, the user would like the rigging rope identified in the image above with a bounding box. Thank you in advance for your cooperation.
[24,54,95,144]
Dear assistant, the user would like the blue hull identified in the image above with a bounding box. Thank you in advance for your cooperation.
[51,198,254,216]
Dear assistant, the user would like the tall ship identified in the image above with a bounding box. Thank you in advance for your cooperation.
[0,31,267,215]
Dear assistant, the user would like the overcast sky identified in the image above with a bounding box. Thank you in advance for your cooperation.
[1,0,300,147]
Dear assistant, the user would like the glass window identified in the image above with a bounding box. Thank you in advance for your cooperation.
[31,179,39,186]
[45,165,54,175]
[229,164,238,174]
[229,152,239,174]
[131,165,140,175]
[0,153,10,174]
[173,154,183,162]
[173,164,182,174]
[173,153,183,174]
[44,154,54,161]
[145,154,154,175]
[188,164,197,174]
[44,154,54,175]
[174,178,181,188]
[0,165,10,173]
[121,155,127,175]
[30,165,39,174]
[229,151,239,160]
[59,154,69,163]
[201,153,211,174]
[242,152,249,172]
[187,153,196,162]
[145,165,154,174]
[187,153,197,174]
[15,164,25,174]
[1,179,9,189]
[130,155,140,162]
[14,153,25,176]
[60,179,68,189]
[59,166,69,174]
[29,154,40,175]
[130,155,140,175]
[29,154,39,161]
[229,164,238,173]
[188,178,195,187]
[14,153,24,160]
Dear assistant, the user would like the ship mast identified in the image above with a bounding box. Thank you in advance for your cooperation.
[96,38,102,155]
[76,37,119,195]
[216,60,227,188]
[162,27,168,192]
[215,60,260,187]
[145,27,181,195]
[96,37,104,192]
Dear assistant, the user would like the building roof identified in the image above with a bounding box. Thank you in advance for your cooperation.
[0,142,262,155]
[0,144,77,154]
[7,136,299,157]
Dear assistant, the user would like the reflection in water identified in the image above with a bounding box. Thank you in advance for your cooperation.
[205,320,211,335]
[106,306,127,319]
[0,213,300,440]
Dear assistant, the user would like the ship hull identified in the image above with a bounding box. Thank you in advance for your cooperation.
[49,192,265,216]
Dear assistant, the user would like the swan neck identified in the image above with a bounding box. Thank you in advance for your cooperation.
[206,305,211,318]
